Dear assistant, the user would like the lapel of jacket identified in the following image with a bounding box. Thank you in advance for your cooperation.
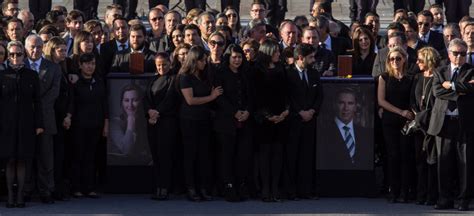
[38,59,48,80]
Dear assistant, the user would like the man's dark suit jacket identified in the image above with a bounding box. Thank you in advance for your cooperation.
[285,64,323,116]
[100,39,129,72]
[110,47,157,73]
[317,120,373,170]
[424,30,448,58]
[25,58,62,135]
[330,36,351,58]
[372,46,418,77]
[428,63,474,136]
[313,46,337,75]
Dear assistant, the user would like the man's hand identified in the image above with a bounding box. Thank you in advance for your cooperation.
[442,81,452,89]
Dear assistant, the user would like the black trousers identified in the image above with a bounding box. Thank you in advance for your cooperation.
[71,127,101,193]
[443,0,471,23]
[257,121,287,198]
[414,132,438,202]
[29,0,52,20]
[383,122,415,198]
[221,0,241,13]
[53,118,70,196]
[184,0,206,12]
[216,124,253,185]
[113,0,138,20]
[148,116,178,189]
[283,117,316,196]
[149,0,170,8]
[180,119,212,189]
[436,117,472,203]
[73,0,98,20]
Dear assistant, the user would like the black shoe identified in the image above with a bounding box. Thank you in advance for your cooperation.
[388,197,398,203]
[271,196,282,202]
[416,199,426,205]
[224,184,239,202]
[23,195,31,202]
[187,188,201,202]
[157,188,169,200]
[287,193,299,201]
[425,200,436,206]
[200,189,213,201]
[72,192,84,198]
[434,201,454,210]
[16,203,25,208]
[41,195,55,204]
[458,200,470,211]
[262,196,273,202]
[396,197,408,203]
[86,192,100,199]
[5,202,15,208]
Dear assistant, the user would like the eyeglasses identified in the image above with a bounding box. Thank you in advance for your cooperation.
[450,51,467,57]
[209,40,225,47]
[416,58,425,63]
[417,22,430,27]
[226,13,237,18]
[9,52,23,57]
[243,48,253,53]
[389,56,402,62]
[150,17,164,22]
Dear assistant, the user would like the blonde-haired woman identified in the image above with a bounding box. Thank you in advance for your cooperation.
[378,46,415,203]
[411,46,440,205]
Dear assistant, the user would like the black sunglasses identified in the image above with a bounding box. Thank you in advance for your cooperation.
[151,17,164,22]
[389,56,402,62]
[209,40,225,47]
[9,52,23,57]
[450,51,467,57]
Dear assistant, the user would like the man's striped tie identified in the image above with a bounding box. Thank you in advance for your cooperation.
[343,125,355,163]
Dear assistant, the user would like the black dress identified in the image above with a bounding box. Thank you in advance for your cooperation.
[0,66,43,160]
[380,73,415,200]
[178,73,213,190]
[353,52,376,76]
[254,63,288,200]
[145,73,179,190]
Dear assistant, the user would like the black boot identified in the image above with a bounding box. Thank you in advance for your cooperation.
[187,188,201,202]
[200,189,213,201]
[224,184,240,202]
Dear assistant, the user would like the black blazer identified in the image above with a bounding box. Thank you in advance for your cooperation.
[330,36,351,58]
[318,120,373,170]
[285,64,323,116]
[100,39,120,73]
[428,63,474,136]
[110,47,157,73]
[425,30,447,57]
[145,73,178,117]
[213,66,253,134]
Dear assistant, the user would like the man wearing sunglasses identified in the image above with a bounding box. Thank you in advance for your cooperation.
[416,10,446,58]
[148,8,169,53]
[429,38,474,211]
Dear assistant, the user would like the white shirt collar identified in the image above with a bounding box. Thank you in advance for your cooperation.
[419,30,431,42]
[28,57,42,71]
[115,40,129,51]
[321,36,332,50]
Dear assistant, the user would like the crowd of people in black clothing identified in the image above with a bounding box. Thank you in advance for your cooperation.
[0,0,474,212]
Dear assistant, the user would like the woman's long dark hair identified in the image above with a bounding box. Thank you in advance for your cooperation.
[351,26,375,60]
[179,45,208,80]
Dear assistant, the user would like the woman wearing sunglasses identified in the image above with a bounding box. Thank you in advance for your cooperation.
[377,46,415,204]
[0,41,44,208]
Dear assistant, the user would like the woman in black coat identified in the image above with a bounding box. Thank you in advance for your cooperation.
[0,41,44,208]
[213,44,253,202]
[254,39,289,202]
[70,53,108,198]
[145,52,179,200]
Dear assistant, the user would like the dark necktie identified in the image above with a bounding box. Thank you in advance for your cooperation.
[301,70,309,89]
[320,43,327,50]
[448,68,459,112]
[343,125,355,162]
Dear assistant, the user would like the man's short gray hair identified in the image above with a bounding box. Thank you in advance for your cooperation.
[24,34,43,48]
[448,38,467,51]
